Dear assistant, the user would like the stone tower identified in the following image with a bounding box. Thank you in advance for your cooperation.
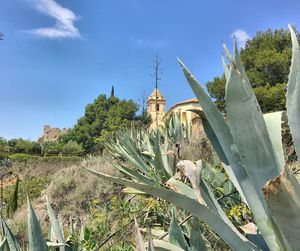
[147,88,166,130]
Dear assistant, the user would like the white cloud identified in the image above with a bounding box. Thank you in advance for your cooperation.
[29,0,80,39]
[231,29,250,48]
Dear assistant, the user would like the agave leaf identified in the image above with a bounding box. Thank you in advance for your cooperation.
[123,187,146,194]
[153,239,185,251]
[223,43,234,63]
[263,112,285,168]
[177,59,243,196]
[168,208,189,250]
[117,133,149,174]
[233,41,284,169]
[110,161,155,185]
[46,196,65,248]
[166,177,220,216]
[147,231,156,251]
[0,237,6,250]
[1,219,21,251]
[233,39,250,84]
[154,131,172,178]
[263,166,300,250]
[27,198,47,251]
[179,59,287,251]
[46,242,66,247]
[135,218,146,251]
[200,179,254,248]
[201,116,249,203]
[83,167,257,251]
[225,64,282,189]
[287,24,300,159]
[142,151,155,158]
[144,133,155,155]
[190,217,207,251]
[79,225,84,242]
[169,113,184,142]
[222,55,230,80]
[166,178,199,200]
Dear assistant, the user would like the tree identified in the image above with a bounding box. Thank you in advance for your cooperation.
[0,138,7,153]
[69,95,139,153]
[110,85,115,97]
[206,28,294,113]
[7,139,41,154]
[61,141,83,155]
[6,177,19,217]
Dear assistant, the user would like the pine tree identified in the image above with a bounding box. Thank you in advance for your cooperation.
[7,177,19,217]
[111,85,115,97]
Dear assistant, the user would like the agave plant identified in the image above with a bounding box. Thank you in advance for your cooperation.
[135,208,207,251]
[0,196,83,251]
[84,25,300,251]
[105,112,192,184]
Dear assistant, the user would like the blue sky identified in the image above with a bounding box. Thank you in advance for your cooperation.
[1,0,300,140]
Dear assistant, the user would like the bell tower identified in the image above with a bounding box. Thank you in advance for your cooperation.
[147,88,166,130]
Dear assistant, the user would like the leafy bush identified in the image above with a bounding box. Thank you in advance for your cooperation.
[41,141,63,155]
[7,139,41,155]
[8,154,38,162]
[41,140,83,156]
[4,176,49,211]
[61,140,84,155]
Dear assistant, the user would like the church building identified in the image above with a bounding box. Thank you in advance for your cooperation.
[147,88,203,136]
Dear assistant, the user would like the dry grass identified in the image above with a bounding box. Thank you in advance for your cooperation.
[7,156,121,246]
[46,156,120,221]
[180,136,215,163]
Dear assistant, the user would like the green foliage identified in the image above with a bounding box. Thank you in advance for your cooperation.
[206,75,226,112]
[81,195,170,250]
[1,136,82,157]
[0,137,7,153]
[70,95,139,154]
[3,177,49,219]
[133,111,152,129]
[41,140,83,156]
[41,141,62,155]
[253,83,286,112]
[241,29,292,87]
[0,157,11,167]
[8,153,38,162]
[206,28,295,112]
[6,139,41,155]
[61,140,84,155]
[111,85,115,97]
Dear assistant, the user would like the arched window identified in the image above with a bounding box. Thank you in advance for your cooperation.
[156,104,160,111]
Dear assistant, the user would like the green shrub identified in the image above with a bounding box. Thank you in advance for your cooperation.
[4,176,49,210]
[9,154,38,162]
[41,141,63,155]
[7,138,41,155]
[61,140,84,156]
